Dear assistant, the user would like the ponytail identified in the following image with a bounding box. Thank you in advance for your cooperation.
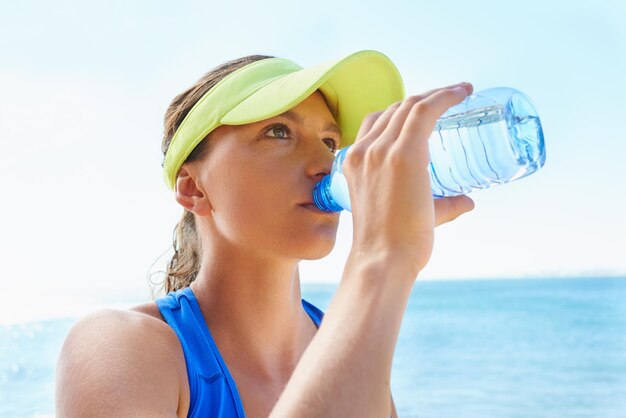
[156,54,274,295]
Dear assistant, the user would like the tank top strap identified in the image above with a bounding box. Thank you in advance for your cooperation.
[302,298,324,328]
[156,287,245,418]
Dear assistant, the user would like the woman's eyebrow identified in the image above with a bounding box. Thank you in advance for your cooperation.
[322,122,342,137]
[279,110,342,136]
[279,109,305,124]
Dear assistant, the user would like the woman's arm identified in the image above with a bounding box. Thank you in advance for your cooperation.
[271,84,474,418]
[272,252,415,417]
[55,309,187,418]
[391,393,398,418]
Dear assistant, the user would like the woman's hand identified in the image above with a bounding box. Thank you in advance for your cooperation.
[343,82,475,277]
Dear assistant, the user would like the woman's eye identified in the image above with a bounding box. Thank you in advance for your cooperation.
[265,123,338,153]
[323,138,339,153]
[266,124,290,139]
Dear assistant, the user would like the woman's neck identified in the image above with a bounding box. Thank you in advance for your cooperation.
[189,246,316,382]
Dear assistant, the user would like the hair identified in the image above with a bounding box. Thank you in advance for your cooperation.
[158,54,275,295]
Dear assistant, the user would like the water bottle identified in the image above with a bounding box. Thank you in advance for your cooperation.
[313,87,546,212]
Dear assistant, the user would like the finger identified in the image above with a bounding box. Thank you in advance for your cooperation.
[434,195,475,226]
[367,82,473,147]
[410,82,473,103]
[353,101,401,147]
[396,86,471,164]
[354,110,383,140]
[354,82,472,147]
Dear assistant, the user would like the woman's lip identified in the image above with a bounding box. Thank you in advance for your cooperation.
[298,203,334,214]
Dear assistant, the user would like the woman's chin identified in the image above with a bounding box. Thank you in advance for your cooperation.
[305,239,338,260]
[287,234,337,261]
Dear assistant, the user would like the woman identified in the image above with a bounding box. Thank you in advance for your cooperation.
[56,50,474,417]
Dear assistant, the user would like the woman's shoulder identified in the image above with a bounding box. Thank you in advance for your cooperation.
[61,303,185,373]
[56,306,190,417]
[130,300,168,321]
[67,304,175,346]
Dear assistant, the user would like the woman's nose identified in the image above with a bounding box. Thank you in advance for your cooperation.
[304,140,335,180]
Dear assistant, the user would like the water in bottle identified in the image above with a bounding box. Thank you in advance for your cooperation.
[313,87,546,212]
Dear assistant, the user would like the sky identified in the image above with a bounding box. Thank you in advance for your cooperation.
[1,0,625,320]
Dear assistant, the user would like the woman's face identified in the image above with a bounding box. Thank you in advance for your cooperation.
[190,91,342,261]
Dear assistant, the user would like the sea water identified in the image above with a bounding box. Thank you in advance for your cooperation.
[2,277,625,418]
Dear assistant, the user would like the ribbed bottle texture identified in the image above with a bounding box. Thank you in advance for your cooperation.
[313,87,546,212]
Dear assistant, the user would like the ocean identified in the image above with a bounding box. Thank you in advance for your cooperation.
[2,277,625,418]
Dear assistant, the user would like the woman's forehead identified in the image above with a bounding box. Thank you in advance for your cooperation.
[208,90,339,143]
[272,91,338,126]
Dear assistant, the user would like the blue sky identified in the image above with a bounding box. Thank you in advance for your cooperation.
[1,0,625,318]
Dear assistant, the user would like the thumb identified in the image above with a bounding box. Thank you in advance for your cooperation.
[434,195,475,226]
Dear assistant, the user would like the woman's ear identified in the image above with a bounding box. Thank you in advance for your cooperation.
[175,165,213,216]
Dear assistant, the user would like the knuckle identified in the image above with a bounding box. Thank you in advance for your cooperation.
[344,146,364,166]
[348,142,389,169]
[412,100,433,114]
[367,143,387,163]
[388,148,412,167]
[406,94,423,103]
[364,111,383,122]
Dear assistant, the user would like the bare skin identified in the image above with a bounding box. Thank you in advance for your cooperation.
[56,84,474,417]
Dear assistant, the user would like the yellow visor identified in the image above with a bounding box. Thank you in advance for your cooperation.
[163,50,405,189]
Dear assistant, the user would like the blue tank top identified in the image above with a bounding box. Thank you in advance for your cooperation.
[156,286,325,418]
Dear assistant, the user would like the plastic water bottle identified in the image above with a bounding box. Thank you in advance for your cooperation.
[313,87,546,212]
